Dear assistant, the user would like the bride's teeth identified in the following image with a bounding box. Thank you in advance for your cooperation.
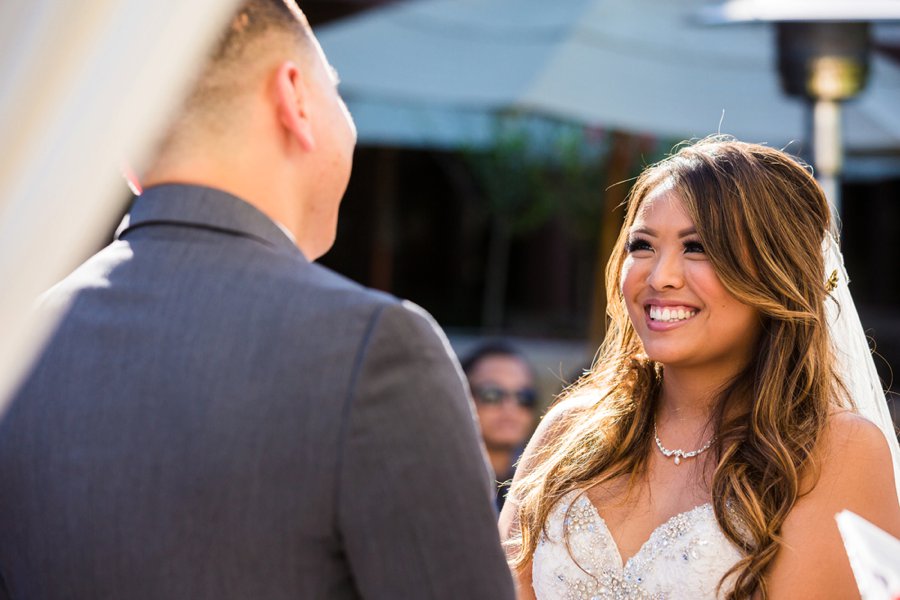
[649,306,696,322]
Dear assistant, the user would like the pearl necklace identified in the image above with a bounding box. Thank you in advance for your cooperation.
[653,422,716,466]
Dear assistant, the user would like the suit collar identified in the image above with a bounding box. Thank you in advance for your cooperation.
[116,183,306,260]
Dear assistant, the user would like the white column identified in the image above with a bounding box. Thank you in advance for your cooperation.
[811,98,843,222]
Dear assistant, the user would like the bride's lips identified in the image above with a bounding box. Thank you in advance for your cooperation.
[643,300,700,332]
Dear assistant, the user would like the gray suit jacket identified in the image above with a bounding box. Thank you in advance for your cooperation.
[0,184,515,599]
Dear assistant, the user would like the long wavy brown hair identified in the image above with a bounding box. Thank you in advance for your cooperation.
[509,136,848,599]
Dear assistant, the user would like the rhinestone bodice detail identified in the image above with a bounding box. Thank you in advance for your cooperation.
[532,491,743,599]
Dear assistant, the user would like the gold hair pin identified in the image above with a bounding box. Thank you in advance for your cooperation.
[825,269,839,292]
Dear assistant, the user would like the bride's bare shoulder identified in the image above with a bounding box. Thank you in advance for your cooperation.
[819,410,896,483]
[504,391,600,487]
[499,390,600,543]
[765,410,900,598]
[803,410,898,523]
[826,408,889,441]
[530,390,600,446]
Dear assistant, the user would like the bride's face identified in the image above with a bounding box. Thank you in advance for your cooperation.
[620,184,760,374]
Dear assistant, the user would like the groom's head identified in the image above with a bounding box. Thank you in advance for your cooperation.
[145,0,357,260]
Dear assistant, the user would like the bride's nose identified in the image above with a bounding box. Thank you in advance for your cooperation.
[647,250,684,291]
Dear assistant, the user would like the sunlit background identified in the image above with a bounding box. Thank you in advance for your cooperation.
[297,0,900,423]
[1,0,898,427]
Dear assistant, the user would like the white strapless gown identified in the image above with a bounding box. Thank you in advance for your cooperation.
[532,490,744,599]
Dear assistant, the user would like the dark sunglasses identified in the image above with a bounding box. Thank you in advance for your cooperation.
[472,385,537,409]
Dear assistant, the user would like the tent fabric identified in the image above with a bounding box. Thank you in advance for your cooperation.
[317,0,900,151]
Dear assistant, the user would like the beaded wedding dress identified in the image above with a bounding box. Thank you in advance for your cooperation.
[532,490,743,599]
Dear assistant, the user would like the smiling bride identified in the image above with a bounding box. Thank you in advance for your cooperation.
[499,137,900,600]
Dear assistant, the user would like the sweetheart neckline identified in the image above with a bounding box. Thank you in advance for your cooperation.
[573,492,714,572]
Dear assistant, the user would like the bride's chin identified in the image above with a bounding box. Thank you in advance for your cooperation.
[633,330,705,366]
[640,346,691,367]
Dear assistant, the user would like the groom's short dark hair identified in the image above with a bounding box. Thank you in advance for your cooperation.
[160,0,315,145]
[194,0,315,111]
[208,0,314,65]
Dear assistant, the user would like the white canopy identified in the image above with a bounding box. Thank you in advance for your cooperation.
[317,0,900,152]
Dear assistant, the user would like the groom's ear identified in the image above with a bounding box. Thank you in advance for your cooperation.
[274,60,316,152]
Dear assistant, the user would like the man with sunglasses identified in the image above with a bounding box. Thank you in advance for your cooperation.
[461,341,539,513]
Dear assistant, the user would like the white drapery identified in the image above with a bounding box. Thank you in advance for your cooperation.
[317,0,900,152]
[0,0,241,414]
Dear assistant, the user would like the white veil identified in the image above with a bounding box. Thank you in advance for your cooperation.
[823,233,900,502]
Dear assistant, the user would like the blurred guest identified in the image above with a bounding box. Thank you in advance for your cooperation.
[462,341,539,512]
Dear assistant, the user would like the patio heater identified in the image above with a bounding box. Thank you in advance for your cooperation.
[701,0,900,218]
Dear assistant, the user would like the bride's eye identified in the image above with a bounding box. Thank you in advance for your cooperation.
[626,237,652,253]
[683,240,705,254]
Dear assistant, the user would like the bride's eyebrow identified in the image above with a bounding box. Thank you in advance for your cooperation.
[629,227,656,236]
[629,226,698,237]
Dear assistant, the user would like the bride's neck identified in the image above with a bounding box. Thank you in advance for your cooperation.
[656,365,733,424]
